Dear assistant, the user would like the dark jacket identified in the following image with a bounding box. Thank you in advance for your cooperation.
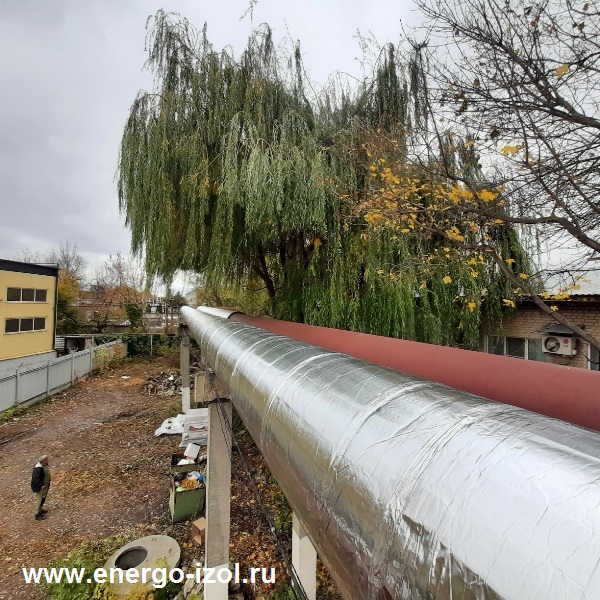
[31,465,45,493]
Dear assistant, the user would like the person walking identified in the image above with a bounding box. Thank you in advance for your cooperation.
[31,455,51,521]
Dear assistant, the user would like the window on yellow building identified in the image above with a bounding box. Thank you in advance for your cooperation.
[5,319,19,333]
[6,288,48,302]
[4,317,46,333]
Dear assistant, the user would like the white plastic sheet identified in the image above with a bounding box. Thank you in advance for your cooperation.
[154,414,185,436]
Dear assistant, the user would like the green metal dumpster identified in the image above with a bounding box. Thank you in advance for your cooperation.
[169,452,206,523]
[169,480,205,523]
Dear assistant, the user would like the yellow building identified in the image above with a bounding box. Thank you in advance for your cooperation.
[0,259,59,366]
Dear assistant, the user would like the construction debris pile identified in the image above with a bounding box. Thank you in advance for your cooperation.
[143,361,204,396]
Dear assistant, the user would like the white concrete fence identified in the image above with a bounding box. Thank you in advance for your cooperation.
[0,340,127,413]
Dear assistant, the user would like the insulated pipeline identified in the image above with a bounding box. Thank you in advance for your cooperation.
[181,306,600,600]
[226,312,600,431]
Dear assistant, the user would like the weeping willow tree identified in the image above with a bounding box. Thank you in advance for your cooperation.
[118,11,530,348]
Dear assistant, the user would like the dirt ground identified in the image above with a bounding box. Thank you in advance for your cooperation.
[0,358,183,599]
[0,356,340,600]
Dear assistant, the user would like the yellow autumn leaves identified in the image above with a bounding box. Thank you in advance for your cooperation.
[356,144,538,320]
[363,164,504,243]
[501,145,522,156]
[446,226,465,242]
[479,189,498,202]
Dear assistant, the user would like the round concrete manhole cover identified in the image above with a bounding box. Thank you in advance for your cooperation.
[104,535,181,597]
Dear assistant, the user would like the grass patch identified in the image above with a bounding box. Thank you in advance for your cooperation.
[0,403,30,426]
[0,389,62,426]
[267,584,296,599]
[44,535,126,600]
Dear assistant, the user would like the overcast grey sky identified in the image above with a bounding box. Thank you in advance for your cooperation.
[0,0,420,286]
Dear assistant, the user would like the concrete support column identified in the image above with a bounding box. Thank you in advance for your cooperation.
[204,399,232,600]
[46,359,52,396]
[179,325,191,413]
[292,513,317,600]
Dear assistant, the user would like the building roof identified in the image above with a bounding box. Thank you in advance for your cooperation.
[0,258,59,278]
[544,261,600,298]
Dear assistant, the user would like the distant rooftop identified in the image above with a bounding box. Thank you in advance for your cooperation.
[544,258,600,297]
[0,258,59,278]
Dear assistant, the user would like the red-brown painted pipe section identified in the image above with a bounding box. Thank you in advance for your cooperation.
[229,313,600,431]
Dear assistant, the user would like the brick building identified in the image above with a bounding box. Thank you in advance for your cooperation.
[481,271,600,371]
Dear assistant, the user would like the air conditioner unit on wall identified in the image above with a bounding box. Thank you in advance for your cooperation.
[542,334,577,356]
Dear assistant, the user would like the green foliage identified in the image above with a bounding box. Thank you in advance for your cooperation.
[155,339,180,361]
[273,503,292,534]
[45,549,97,600]
[154,582,183,600]
[118,12,533,349]
[196,279,272,316]
[56,290,82,334]
[94,334,179,357]
[124,303,144,330]
[45,536,125,600]
[267,584,296,600]
[123,334,154,356]
[45,536,182,600]
[169,292,187,308]
[0,403,29,425]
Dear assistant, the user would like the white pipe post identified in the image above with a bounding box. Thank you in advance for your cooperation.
[292,513,317,600]
[179,325,191,413]
[192,373,197,405]
[15,365,20,405]
[204,399,232,600]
